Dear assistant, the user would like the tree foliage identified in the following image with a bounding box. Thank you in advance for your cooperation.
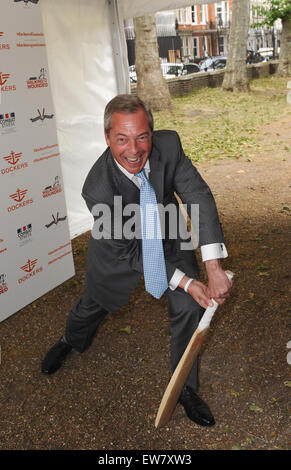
[252,0,291,27]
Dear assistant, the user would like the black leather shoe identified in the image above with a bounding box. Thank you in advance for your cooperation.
[41,337,72,375]
[178,385,215,426]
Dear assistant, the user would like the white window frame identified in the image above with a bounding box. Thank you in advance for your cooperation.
[202,36,208,56]
[183,37,191,57]
[191,5,197,24]
[199,4,206,25]
[193,36,200,57]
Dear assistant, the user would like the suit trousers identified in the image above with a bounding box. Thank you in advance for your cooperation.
[64,285,204,391]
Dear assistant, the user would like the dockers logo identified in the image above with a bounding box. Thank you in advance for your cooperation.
[1,150,28,175]
[30,108,54,123]
[0,32,10,51]
[17,224,32,244]
[18,258,43,284]
[27,68,48,89]
[42,176,62,198]
[0,273,8,295]
[45,212,67,228]
[8,188,33,212]
[0,112,16,131]
[0,72,16,92]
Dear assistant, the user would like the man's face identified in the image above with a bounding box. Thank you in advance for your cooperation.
[105,107,152,174]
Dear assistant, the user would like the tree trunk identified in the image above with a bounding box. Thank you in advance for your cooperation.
[133,14,172,111]
[277,16,291,77]
[222,0,250,92]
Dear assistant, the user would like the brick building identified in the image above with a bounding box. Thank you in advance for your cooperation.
[175,1,232,63]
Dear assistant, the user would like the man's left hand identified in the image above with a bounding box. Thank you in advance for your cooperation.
[205,259,233,305]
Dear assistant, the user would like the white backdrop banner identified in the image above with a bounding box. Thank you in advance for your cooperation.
[0,0,75,323]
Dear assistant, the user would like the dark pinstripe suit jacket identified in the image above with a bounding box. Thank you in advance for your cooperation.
[81,130,224,311]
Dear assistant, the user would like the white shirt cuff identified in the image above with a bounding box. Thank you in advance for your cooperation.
[169,268,185,291]
[201,243,228,262]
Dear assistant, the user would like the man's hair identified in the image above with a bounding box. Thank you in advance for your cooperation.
[104,94,154,135]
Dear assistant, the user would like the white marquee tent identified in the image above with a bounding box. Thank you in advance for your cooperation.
[40,0,214,238]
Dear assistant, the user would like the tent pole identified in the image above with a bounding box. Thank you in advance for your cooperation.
[108,0,130,94]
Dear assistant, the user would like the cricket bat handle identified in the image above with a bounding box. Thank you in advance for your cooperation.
[198,270,234,330]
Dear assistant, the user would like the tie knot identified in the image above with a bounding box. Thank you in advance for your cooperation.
[135,169,146,180]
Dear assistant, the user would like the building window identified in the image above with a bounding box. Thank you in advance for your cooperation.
[218,36,225,55]
[178,8,186,24]
[183,37,190,57]
[215,1,229,26]
[191,5,197,24]
[199,5,206,24]
[202,36,208,56]
[193,37,199,57]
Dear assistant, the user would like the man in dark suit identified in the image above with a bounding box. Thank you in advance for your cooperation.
[42,94,232,427]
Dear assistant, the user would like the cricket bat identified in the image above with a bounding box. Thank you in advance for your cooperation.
[155,270,234,428]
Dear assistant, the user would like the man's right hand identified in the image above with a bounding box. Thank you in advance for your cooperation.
[179,276,213,309]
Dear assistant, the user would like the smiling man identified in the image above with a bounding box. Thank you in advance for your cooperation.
[42,94,232,427]
[104,106,152,174]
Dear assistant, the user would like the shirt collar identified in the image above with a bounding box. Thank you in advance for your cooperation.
[115,158,150,181]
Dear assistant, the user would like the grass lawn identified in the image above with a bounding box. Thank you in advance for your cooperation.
[153,76,291,163]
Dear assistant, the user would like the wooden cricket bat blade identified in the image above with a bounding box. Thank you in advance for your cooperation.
[155,270,234,428]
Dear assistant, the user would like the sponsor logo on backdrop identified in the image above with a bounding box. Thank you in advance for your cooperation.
[0,72,16,92]
[8,188,33,212]
[33,143,60,163]
[16,30,45,48]
[42,176,62,198]
[18,258,43,284]
[27,68,48,89]
[0,112,16,134]
[1,150,28,175]
[0,32,10,51]
[14,0,40,7]
[30,108,54,123]
[0,273,8,295]
[45,212,67,228]
[17,224,32,246]
[48,242,72,265]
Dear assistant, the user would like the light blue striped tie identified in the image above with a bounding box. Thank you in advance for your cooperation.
[135,169,168,299]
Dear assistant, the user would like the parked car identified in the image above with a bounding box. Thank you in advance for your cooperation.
[161,62,184,79]
[181,63,200,75]
[199,56,227,72]
[246,50,265,64]
[129,61,200,83]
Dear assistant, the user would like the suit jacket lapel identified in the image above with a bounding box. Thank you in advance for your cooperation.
[108,151,140,205]
[148,145,164,204]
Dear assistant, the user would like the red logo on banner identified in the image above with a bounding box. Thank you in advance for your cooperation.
[7,188,33,212]
[21,258,38,273]
[18,258,43,284]
[4,150,22,165]
[0,72,16,91]
[1,151,28,175]
[42,176,62,198]
[0,72,10,86]
[0,32,10,50]
[27,68,48,89]
[10,188,28,203]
